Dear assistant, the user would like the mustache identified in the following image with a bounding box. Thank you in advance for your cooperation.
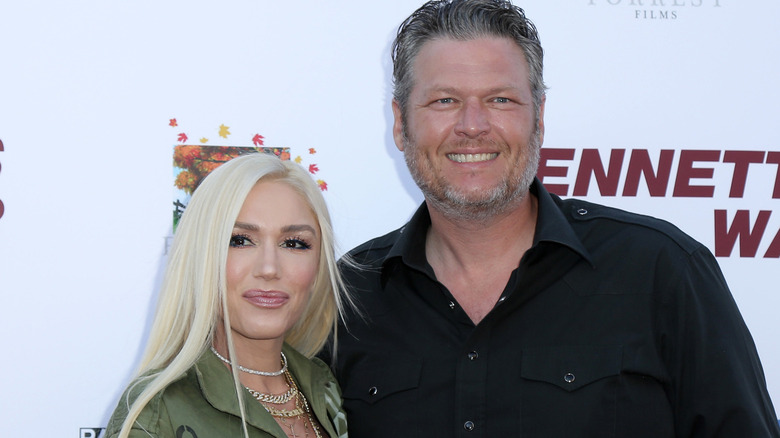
[403,136,507,151]
[446,138,506,150]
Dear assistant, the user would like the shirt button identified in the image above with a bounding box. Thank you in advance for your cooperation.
[464,421,475,431]
[368,386,378,396]
[577,208,588,216]
[564,372,576,383]
[448,301,456,309]
[497,296,506,304]
[467,351,478,360]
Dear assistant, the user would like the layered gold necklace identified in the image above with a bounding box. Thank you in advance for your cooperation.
[246,369,323,438]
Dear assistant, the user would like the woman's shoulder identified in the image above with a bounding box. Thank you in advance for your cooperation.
[283,344,334,380]
[104,374,163,437]
[104,368,194,438]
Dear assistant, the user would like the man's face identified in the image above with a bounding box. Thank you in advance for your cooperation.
[393,36,544,220]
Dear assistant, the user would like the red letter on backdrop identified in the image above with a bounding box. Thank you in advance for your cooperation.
[538,148,575,196]
[722,150,765,198]
[573,149,626,196]
[713,209,771,257]
[764,228,780,258]
[766,151,780,199]
[673,150,720,197]
[622,149,674,196]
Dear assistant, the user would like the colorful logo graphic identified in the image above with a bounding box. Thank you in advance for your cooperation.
[170,119,327,231]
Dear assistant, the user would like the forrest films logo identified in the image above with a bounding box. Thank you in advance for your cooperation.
[587,0,723,20]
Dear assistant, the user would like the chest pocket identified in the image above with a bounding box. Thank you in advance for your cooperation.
[341,357,424,438]
[519,345,622,438]
[341,358,422,405]
[521,345,622,390]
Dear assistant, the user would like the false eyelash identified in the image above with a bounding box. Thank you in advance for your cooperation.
[282,235,313,250]
[229,233,253,247]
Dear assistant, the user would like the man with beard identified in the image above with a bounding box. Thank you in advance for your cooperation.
[326,1,780,437]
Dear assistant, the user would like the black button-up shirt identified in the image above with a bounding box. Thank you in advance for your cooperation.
[329,180,780,437]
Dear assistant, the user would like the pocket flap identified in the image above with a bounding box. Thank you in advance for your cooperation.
[521,346,622,392]
[342,358,422,404]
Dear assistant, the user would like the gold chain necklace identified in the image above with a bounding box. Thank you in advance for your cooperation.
[251,369,323,438]
[245,375,298,404]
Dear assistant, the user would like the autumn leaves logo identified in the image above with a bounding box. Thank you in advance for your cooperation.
[170,118,327,230]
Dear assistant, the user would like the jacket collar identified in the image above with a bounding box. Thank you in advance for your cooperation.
[194,343,339,437]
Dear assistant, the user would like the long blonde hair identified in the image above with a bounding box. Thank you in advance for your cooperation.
[115,153,350,438]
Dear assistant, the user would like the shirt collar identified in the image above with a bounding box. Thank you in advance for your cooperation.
[531,178,593,264]
[381,178,593,278]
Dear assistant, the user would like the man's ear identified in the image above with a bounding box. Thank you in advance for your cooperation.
[537,94,546,146]
[392,100,405,152]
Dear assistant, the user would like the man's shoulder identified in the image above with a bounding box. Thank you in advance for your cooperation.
[344,225,406,265]
[555,196,702,255]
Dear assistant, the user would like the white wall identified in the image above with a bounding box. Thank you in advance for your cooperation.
[0,1,777,435]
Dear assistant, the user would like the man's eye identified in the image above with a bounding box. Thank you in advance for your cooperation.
[230,235,252,247]
[282,238,312,250]
[493,97,511,103]
[436,98,454,104]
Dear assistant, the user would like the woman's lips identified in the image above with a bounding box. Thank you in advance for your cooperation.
[243,290,289,308]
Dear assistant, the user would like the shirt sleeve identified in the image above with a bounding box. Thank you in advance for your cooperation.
[664,245,780,437]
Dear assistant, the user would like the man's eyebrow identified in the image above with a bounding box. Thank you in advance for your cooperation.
[423,85,524,97]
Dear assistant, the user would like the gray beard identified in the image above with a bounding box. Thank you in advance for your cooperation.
[403,132,541,223]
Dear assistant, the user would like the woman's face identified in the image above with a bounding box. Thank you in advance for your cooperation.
[224,179,320,347]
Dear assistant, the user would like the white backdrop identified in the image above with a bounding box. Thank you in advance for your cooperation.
[0,1,778,436]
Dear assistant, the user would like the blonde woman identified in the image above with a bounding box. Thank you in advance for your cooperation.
[106,153,350,438]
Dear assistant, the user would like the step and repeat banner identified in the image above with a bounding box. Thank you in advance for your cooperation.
[1,1,778,435]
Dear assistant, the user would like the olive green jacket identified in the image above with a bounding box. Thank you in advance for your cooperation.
[106,344,347,437]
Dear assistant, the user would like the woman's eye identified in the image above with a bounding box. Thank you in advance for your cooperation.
[230,235,252,247]
[281,238,312,250]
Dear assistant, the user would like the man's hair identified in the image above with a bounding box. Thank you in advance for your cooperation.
[392,0,546,115]
[115,152,351,438]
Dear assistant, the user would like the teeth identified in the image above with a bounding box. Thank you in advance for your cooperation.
[447,153,498,163]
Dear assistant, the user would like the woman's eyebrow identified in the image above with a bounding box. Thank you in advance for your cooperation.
[233,222,316,234]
